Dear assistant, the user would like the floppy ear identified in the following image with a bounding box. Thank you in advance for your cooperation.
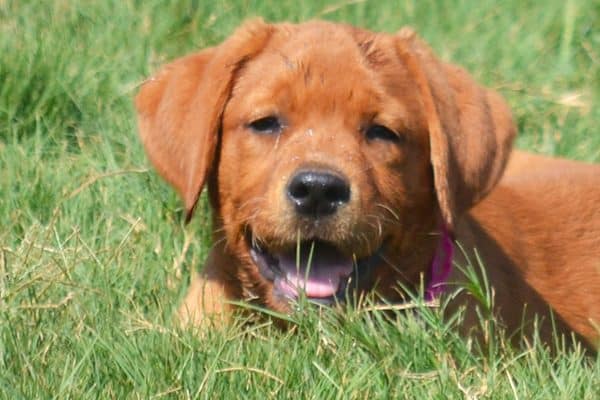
[135,20,273,221]
[395,28,516,229]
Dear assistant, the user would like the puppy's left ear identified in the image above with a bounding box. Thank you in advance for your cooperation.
[395,28,516,229]
[136,20,273,221]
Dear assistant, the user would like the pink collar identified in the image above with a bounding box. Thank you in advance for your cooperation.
[425,225,454,301]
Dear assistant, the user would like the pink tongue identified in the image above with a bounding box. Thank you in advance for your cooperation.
[275,242,353,298]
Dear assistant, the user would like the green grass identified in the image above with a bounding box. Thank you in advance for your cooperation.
[1,0,599,398]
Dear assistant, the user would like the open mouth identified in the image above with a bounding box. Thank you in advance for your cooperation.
[248,233,382,304]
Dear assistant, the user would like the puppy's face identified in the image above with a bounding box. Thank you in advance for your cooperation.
[136,20,515,313]
[218,25,436,308]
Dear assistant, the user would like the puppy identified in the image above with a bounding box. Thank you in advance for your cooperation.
[136,20,600,349]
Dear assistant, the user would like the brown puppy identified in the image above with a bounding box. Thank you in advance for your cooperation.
[136,20,600,348]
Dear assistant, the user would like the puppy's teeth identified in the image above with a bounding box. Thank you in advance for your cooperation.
[251,236,261,252]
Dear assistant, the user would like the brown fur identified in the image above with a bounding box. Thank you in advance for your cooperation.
[136,20,600,349]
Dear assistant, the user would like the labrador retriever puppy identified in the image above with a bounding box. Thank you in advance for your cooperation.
[136,20,600,349]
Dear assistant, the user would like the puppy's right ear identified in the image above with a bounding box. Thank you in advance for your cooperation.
[136,20,273,221]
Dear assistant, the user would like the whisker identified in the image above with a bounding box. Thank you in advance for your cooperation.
[211,236,227,249]
[366,213,404,230]
[237,197,265,214]
[379,253,407,279]
[375,203,401,221]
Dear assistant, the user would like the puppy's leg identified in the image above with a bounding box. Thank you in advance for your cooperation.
[176,250,231,328]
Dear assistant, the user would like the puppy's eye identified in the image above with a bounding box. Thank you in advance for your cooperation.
[365,124,402,143]
[247,116,282,134]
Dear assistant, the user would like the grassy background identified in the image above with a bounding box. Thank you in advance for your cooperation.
[1,0,599,398]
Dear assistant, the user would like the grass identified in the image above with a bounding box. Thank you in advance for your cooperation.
[1,0,599,398]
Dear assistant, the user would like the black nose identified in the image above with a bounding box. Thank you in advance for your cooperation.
[287,170,351,217]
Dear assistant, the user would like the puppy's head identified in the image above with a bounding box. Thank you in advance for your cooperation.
[136,20,515,310]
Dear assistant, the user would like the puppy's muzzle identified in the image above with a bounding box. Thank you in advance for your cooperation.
[286,169,351,218]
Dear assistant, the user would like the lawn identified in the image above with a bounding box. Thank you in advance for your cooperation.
[1,0,599,398]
